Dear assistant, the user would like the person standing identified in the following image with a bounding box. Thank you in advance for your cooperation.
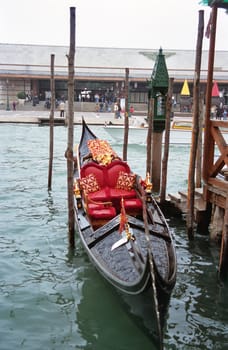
[94,93,99,103]
[114,102,118,118]
[117,102,121,118]
[59,101,65,117]
[129,105,134,117]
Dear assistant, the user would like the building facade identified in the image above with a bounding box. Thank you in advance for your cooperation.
[0,43,228,108]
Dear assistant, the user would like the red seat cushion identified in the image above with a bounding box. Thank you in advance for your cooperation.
[109,188,136,200]
[88,206,116,219]
[87,188,110,202]
[87,202,112,210]
[124,198,142,210]
[87,203,105,210]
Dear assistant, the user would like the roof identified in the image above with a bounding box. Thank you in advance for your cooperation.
[0,43,228,82]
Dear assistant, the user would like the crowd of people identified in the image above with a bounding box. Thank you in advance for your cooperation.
[9,89,137,119]
[211,103,228,120]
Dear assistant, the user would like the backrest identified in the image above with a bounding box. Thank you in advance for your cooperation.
[106,160,131,188]
[80,162,106,188]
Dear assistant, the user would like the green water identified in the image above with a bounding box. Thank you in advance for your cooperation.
[0,124,228,349]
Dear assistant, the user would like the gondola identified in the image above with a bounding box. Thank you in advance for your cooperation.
[73,119,177,342]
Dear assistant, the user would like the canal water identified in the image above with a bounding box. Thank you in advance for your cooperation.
[0,124,228,350]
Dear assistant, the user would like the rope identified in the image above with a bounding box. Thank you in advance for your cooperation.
[138,178,164,349]
[64,147,74,161]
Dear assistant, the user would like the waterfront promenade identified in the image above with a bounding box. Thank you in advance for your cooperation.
[0,109,147,126]
[0,110,119,125]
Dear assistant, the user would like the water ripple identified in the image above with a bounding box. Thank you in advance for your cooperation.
[0,124,228,350]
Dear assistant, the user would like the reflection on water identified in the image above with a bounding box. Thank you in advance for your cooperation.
[0,124,228,350]
[76,261,156,350]
[165,218,228,350]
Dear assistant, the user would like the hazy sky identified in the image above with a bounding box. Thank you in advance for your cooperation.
[0,0,228,50]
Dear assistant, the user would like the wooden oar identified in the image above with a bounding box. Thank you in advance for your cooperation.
[140,186,164,350]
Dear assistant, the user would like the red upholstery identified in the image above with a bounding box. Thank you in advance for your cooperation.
[88,188,110,202]
[124,198,142,210]
[87,203,105,210]
[109,188,136,200]
[80,160,137,217]
[106,160,131,188]
[81,162,106,188]
[123,198,142,216]
[80,160,131,190]
[88,206,116,219]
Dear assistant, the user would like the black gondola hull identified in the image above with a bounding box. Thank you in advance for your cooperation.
[73,119,177,340]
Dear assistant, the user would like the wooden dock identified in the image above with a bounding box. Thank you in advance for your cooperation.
[168,187,206,215]
[38,117,66,126]
[168,115,228,280]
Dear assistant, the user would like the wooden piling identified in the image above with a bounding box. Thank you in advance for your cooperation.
[66,7,76,248]
[195,92,204,189]
[160,77,173,204]
[203,5,218,183]
[123,68,129,161]
[187,10,204,240]
[48,54,55,191]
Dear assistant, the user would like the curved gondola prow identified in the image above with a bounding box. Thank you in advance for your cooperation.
[78,118,98,166]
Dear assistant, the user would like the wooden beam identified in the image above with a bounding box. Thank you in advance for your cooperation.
[207,190,226,209]
[123,68,129,161]
[187,9,204,240]
[67,7,76,248]
[208,177,228,191]
[209,156,225,177]
[210,126,227,149]
[48,54,55,191]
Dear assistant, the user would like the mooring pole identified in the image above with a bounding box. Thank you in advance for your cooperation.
[48,53,55,191]
[195,92,204,189]
[187,10,204,240]
[123,67,129,161]
[66,7,76,248]
[160,77,173,204]
[203,5,217,183]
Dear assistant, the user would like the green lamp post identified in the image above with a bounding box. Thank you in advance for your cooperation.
[147,48,169,193]
[149,47,169,132]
